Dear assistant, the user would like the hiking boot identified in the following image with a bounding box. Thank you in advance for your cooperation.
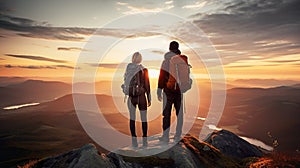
[132,137,138,148]
[142,137,148,147]
[158,135,169,143]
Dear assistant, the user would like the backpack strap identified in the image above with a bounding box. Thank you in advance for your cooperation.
[183,94,186,114]
[175,63,180,90]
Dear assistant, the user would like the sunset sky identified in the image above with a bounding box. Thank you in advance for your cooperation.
[0,0,299,83]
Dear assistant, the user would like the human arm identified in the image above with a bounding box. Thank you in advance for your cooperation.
[157,61,168,102]
[144,69,151,106]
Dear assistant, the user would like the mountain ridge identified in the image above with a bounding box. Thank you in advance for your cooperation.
[0,79,71,108]
[19,130,300,168]
[18,130,259,168]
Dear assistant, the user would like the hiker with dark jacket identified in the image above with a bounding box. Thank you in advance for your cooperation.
[124,52,151,148]
[157,41,183,143]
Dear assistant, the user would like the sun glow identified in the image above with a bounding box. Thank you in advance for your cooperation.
[148,69,160,78]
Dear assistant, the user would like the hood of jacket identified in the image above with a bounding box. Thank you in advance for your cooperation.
[124,63,144,80]
[126,63,144,72]
[164,50,181,60]
[124,63,145,85]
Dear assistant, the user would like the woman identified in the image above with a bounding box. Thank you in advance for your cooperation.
[124,52,151,148]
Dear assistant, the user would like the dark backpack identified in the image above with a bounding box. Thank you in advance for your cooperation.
[122,66,145,97]
[166,55,192,93]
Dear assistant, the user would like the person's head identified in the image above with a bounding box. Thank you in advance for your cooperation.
[131,52,142,64]
[169,41,179,51]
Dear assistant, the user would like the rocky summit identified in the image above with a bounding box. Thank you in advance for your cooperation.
[204,129,263,159]
[21,130,293,168]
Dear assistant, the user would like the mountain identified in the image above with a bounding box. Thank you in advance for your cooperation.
[0,80,71,108]
[1,82,300,167]
[291,83,300,88]
[232,79,300,88]
[0,93,131,167]
[220,85,300,152]
[0,76,27,87]
[74,81,113,95]
[0,78,116,108]
[19,130,300,168]
[18,131,256,168]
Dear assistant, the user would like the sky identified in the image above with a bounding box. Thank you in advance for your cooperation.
[0,0,299,82]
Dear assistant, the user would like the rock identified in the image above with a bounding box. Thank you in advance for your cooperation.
[30,144,115,168]
[181,135,240,168]
[23,130,264,168]
[107,135,197,168]
[111,141,197,167]
[108,135,240,168]
[204,129,263,159]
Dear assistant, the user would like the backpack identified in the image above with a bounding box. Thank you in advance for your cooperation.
[121,65,145,97]
[166,55,192,93]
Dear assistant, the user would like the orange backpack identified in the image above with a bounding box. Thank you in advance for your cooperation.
[166,55,192,93]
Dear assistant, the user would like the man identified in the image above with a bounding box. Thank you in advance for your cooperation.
[157,41,183,143]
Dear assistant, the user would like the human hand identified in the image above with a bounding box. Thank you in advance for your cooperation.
[147,101,151,107]
[157,95,162,102]
[157,88,163,102]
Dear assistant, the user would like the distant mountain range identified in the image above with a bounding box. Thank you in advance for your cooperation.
[0,79,115,108]
[0,77,27,87]
[0,77,300,167]
[0,93,118,167]
[0,80,71,108]
[220,85,300,152]
[232,79,300,88]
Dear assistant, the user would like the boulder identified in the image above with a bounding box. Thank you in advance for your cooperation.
[204,129,263,159]
[30,144,115,168]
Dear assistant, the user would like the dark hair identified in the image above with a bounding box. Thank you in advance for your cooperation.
[169,41,179,51]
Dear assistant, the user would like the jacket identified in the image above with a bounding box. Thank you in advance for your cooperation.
[157,50,181,95]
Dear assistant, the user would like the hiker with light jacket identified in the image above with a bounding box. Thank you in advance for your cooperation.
[122,52,151,148]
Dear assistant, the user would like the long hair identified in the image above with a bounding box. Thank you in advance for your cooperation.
[132,52,142,64]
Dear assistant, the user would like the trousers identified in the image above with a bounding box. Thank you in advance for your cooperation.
[127,93,148,137]
[162,90,183,137]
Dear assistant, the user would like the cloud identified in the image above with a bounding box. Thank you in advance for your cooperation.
[224,65,255,68]
[17,32,86,41]
[185,0,300,65]
[267,60,300,63]
[88,63,127,69]
[87,60,161,69]
[4,64,55,69]
[94,28,161,38]
[0,14,94,41]
[116,1,173,14]
[0,13,161,40]
[3,64,76,69]
[55,65,79,69]
[182,1,207,9]
[116,2,128,6]
[5,54,67,63]
[151,50,165,55]
[292,63,300,66]
[57,47,87,52]
[165,1,173,5]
